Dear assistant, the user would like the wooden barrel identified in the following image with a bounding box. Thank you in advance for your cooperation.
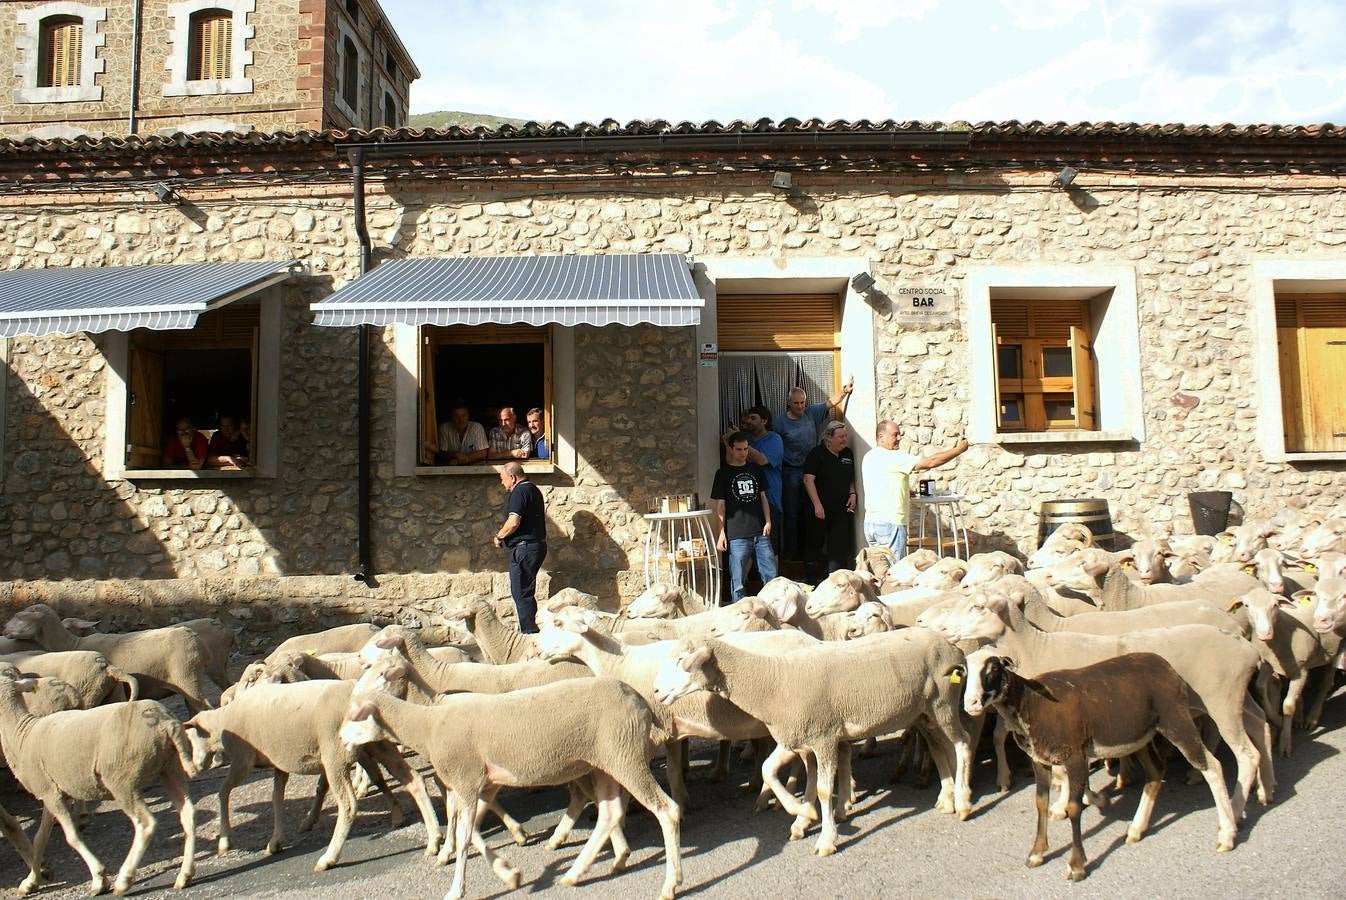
[1038,498,1114,549]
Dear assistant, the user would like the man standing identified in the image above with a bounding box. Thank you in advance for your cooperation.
[439,402,489,465]
[803,420,856,581]
[526,407,549,459]
[777,377,854,560]
[862,421,969,554]
[492,462,547,633]
[489,406,532,460]
[721,405,783,558]
[712,432,777,602]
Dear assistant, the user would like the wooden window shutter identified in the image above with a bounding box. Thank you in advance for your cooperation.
[1069,325,1097,429]
[716,294,840,351]
[39,17,82,88]
[127,347,165,468]
[419,331,439,465]
[189,11,232,80]
[1277,293,1346,452]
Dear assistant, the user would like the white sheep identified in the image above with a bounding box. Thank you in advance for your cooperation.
[1045,548,1261,612]
[63,616,237,690]
[339,677,684,900]
[0,650,139,708]
[623,582,705,619]
[439,595,541,663]
[4,605,213,712]
[0,667,198,896]
[961,550,1024,586]
[266,623,380,662]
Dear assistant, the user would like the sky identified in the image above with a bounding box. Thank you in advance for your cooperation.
[384,0,1346,126]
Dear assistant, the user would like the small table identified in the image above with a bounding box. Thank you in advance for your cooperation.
[909,493,971,559]
[642,509,721,604]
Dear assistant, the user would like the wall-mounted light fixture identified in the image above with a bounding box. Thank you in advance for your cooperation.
[770,171,793,191]
[151,182,183,205]
[1052,166,1079,188]
[851,272,876,294]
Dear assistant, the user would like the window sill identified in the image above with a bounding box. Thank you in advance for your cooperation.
[416,462,555,477]
[995,429,1136,445]
[124,468,262,481]
[1285,452,1346,462]
[162,78,253,97]
[14,85,102,104]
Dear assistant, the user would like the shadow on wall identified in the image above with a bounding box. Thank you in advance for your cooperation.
[546,509,626,609]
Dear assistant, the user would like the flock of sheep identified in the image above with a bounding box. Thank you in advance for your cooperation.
[1,508,1346,899]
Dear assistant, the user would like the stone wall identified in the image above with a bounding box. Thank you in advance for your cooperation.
[2,169,1346,630]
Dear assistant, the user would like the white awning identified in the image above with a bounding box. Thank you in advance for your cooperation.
[0,261,302,337]
[311,253,702,328]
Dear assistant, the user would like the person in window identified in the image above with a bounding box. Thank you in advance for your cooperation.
[163,417,208,469]
[526,407,549,460]
[803,420,856,582]
[206,415,248,468]
[861,420,968,553]
[236,419,252,458]
[488,406,531,460]
[777,377,854,561]
[438,402,489,465]
[712,431,777,603]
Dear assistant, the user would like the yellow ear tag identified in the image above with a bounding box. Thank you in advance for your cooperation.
[306,649,318,655]
[1306,564,1318,573]
[1121,561,1133,569]
[1299,596,1314,608]
[1242,566,1255,574]
[1221,535,1234,545]
[949,671,962,684]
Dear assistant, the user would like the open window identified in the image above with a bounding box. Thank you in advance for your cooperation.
[991,297,1096,432]
[126,303,258,470]
[419,324,553,469]
[1275,292,1346,453]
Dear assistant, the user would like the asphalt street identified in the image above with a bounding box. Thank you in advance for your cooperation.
[4,692,1346,899]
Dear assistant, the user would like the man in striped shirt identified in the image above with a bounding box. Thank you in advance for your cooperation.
[489,406,532,460]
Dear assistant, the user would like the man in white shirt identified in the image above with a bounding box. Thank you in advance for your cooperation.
[861,420,969,553]
[438,402,488,465]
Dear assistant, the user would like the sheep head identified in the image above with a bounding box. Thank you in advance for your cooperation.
[339,700,387,747]
[709,597,781,636]
[652,641,717,705]
[623,582,685,619]
[845,601,893,639]
[805,570,873,617]
[1308,577,1346,636]
[759,576,807,623]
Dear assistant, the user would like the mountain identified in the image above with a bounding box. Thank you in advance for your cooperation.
[405,110,531,130]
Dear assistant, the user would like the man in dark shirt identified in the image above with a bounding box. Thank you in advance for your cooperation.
[492,462,547,633]
[803,420,856,582]
[712,432,777,603]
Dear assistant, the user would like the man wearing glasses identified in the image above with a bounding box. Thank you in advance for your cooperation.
[802,420,855,581]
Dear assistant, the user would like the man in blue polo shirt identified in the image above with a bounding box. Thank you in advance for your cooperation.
[776,376,853,560]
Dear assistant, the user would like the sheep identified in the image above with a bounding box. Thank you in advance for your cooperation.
[3,605,213,713]
[339,677,684,900]
[1116,539,1183,585]
[440,595,541,663]
[941,583,1274,820]
[1229,587,1343,756]
[0,662,81,716]
[183,674,441,869]
[1044,548,1261,612]
[613,596,785,643]
[64,616,237,690]
[1021,564,1101,616]
[544,586,603,612]
[758,576,858,640]
[963,650,1237,881]
[1306,551,1346,582]
[218,657,308,706]
[651,628,972,856]
[845,601,896,639]
[962,550,1024,586]
[623,582,705,619]
[992,575,1246,637]
[1216,520,1278,563]
[1301,517,1346,557]
[266,623,380,662]
[0,650,138,708]
[853,546,898,582]
[804,569,879,617]
[536,606,773,808]
[1026,522,1094,569]
[0,667,198,896]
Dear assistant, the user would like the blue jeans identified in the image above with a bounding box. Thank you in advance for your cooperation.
[728,534,778,602]
[864,519,907,555]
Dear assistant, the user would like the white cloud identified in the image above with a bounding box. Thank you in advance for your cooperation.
[408,1,894,122]
[791,0,939,42]
[998,0,1091,31]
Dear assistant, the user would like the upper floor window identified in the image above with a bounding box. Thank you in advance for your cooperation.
[384,48,396,79]
[344,0,359,22]
[341,36,359,110]
[38,16,82,88]
[382,92,397,127]
[187,9,232,80]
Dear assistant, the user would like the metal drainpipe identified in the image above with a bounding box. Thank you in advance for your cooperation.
[128,0,143,133]
[349,148,374,585]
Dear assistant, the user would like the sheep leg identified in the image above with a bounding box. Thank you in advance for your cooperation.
[1125,744,1164,844]
[606,791,632,872]
[789,752,819,841]
[925,700,973,819]
[835,742,854,821]
[446,794,476,900]
[1162,713,1238,852]
[811,742,841,856]
[1,801,39,890]
[160,759,197,890]
[919,726,956,813]
[1063,759,1089,881]
[216,758,255,855]
[356,754,405,828]
[664,740,690,808]
[365,743,440,856]
[1303,652,1342,730]
[267,771,290,855]
[993,715,1013,793]
[45,795,109,896]
[1279,673,1309,758]
[611,758,683,900]
[708,740,731,782]
[110,792,157,895]
[760,744,809,818]
[470,789,521,891]
[314,758,356,871]
[546,780,591,850]
[1242,696,1277,806]
[1025,761,1051,869]
[16,807,53,896]
[300,773,327,833]
[560,772,619,886]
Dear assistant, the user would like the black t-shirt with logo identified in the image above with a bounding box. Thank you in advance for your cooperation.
[803,444,855,513]
[711,463,767,539]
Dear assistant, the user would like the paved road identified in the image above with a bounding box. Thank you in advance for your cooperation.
[5,694,1346,899]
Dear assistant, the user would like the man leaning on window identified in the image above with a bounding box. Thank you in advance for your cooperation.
[489,406,532,460]
[439,401,489,465]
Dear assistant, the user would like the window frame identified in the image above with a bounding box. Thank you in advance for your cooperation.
[186,8,233,82]
[966,265,1144,445]
[337,33,361,119]
[991,298,1096,433]
[393,323,575,477]
[37,15,83,89]
[163,0,254,97]
[1251,260,1346,462]
[14,3,106,104]
[103,290,282,482]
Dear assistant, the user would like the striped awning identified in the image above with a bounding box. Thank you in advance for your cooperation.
[311,253,702,328]
[0,260,302,338]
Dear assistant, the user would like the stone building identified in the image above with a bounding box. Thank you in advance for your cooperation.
[0,120,1344,632]
[0,0,417,139]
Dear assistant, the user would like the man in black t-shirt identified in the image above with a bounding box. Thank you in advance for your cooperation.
[492,462,547,633]
[803,420,856,582]
[712,432,778,602]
